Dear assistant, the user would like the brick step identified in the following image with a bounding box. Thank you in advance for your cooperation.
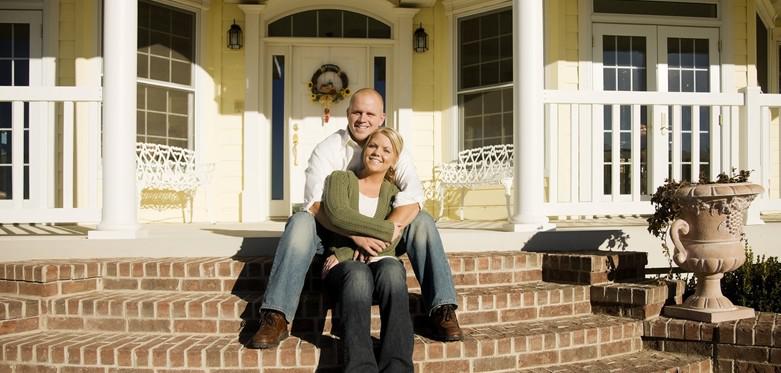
[0,252,544,297]
[0,314,642,372]
[590,279,685,320]
[45,281,591,335]
[0,296,40,336]
[539,251,648,285]
[517,349,712,372]
[0,296,39,321]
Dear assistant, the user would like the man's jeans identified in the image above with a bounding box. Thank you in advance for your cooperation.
[326,259,413,373]
[260,211,458,322]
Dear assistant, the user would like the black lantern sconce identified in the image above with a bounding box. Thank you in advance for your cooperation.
[413,23,428,53]
[227,20,243,50]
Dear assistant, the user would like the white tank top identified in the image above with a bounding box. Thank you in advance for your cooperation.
[358,192,398,263]
[358,192,379,217]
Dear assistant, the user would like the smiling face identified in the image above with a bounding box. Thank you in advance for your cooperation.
[362,132,398,176]
[346,89,386,145]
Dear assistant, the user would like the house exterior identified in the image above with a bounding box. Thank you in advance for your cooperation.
[0,0,780,237]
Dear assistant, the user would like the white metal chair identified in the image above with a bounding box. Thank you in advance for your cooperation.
[435,144,514,220]
[136,143,214,223]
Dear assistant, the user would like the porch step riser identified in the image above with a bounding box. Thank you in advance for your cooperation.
[100,268,543,293]
[0,340,643,373]
[0,279,99,298]
[0,253,544,297]
[44,303,593,336]
[0,319,643,372]
[44,284,592,334]
[540,251,648,285]
[0,298,41,321]
[0,317,39,336]
[0,253,543,282]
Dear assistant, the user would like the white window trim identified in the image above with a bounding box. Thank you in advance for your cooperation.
[137,0,201,151]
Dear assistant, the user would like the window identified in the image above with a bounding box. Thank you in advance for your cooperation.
[0,23,30,200]
[457,8,513,150]
[756,15,768,93]
[268,10,391,39]
[136,1,195,149]
[601,35,648,195]
[271,56,284,200]
[667,37,711,182]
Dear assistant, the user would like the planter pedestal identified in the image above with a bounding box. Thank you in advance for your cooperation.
[663,304,754,323]
[661,182,763,323]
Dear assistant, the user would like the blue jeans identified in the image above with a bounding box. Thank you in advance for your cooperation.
[327,259,413,373]
[261,211,457,322]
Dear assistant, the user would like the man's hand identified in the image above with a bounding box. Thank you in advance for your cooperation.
[350,235,387,260]
[321,254,339,279]
[392,223,403,242]
[308,202,321,216]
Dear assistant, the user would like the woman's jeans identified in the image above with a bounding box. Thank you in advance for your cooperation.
[326,259,413,373]
[260,211,457,322]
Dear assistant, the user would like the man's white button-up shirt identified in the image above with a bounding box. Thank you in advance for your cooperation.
[303,129,425,211]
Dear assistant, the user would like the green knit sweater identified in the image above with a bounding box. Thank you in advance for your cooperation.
[321,170,400,262]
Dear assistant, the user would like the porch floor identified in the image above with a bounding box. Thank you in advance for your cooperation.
[1,215,779,267]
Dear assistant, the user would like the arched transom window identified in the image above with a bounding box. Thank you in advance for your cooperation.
[268,9,391,39]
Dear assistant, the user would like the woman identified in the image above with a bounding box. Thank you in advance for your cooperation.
[319,127,413,373]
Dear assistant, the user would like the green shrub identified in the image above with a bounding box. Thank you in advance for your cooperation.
[720,248,781,313]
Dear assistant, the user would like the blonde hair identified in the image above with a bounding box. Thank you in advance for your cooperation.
[363,127,404,183]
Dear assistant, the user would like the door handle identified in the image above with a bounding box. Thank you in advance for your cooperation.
[292,123,299,166]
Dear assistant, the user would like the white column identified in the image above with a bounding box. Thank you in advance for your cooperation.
[89,0,142,239]
[505,0,554,232]
[239,5,266,222]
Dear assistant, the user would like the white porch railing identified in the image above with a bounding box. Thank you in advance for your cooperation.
[541,89,781,217]
[753,90,781,212]
[0,86,102,223]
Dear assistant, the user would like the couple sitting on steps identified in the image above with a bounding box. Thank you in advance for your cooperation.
[249,88,462,372]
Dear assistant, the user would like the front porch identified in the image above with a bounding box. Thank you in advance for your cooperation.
[0,217,778,371]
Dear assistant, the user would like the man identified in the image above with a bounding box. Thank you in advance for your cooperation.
[250,88,462,349]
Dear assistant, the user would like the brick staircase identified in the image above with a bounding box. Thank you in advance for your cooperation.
[0,251,712,372]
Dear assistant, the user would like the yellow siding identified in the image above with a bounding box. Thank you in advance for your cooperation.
[412,7,438,184]
[208,3,246,223]
[733,1,750,90]
[413,3,453,216]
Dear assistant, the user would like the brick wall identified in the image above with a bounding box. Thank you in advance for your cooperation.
[644,313,781,372]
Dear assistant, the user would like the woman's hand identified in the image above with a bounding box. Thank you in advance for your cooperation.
[350,235,387,257]
[321,255,339,279]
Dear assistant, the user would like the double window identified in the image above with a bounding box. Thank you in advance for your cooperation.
[136,1,195,149]
[457,8,513,150]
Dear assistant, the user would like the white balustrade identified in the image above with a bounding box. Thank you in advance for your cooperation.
[0,87,102,223]
[542,89,780,219]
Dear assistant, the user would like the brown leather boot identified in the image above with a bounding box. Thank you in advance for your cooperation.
[249,310,289,349]
[430,304,464,341]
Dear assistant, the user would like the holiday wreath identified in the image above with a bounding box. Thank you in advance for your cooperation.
[308,64,350,123]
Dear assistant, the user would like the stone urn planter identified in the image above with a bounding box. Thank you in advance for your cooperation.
[663,182,764,323]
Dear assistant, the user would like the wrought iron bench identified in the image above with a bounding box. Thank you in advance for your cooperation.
[435,144,514,220]
[136,143,213,222]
